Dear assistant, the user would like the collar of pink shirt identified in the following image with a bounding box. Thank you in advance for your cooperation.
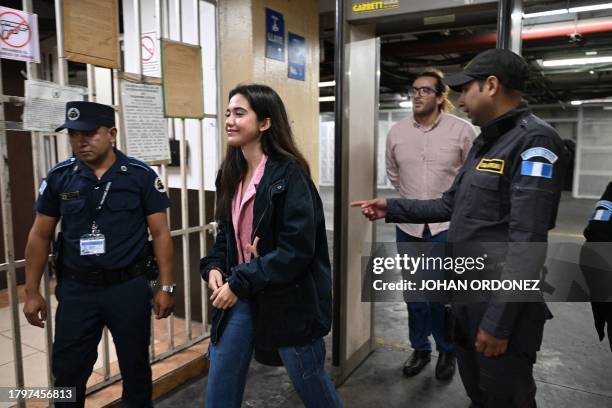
[231,154,268,263]
[412,112,444,133]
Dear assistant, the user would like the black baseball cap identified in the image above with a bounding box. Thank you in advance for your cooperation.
[444,49,530,92]
[55,101,115,132]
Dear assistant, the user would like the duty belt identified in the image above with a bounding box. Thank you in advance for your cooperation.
[59,260,147,287]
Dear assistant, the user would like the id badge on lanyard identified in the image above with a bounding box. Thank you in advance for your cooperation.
[80,182,111,256]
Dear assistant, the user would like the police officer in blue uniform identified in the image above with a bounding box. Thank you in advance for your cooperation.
[23,101,175,407]
[353,49,569,407]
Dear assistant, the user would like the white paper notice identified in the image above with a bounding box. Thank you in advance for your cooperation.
[23,80,85,132]
[120,81,170,163]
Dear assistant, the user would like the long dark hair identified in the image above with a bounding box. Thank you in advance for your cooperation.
[215,84,311,223]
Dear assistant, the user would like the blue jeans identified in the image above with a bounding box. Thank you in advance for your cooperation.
[396,226,454,353]
[206,300,342,408]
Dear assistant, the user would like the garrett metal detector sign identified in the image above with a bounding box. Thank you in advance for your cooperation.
[0,6,40,63]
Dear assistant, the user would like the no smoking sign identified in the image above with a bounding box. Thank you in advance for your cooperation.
[141,31,160,77]
[0,6,39,63]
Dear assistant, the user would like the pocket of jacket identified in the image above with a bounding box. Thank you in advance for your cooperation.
[467,173,502,221]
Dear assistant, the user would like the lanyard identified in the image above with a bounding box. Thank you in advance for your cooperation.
[91,182,111,233]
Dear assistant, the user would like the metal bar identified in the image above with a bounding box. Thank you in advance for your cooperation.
[162,0,176,352]
[510,0,523,55]
[176,0,193,342]
[180,122,192,342]
[0,63,25,408]
[497,0,511,49]
[102,328,111,380]
[42,267,54,403]
[214,0,223,166]
[159,0,171,236]
[496,0,523,53]
[195,0,207,336]
[573,106,583,198]
[86,65,95,100]
[135,0,143,77]
[167,313,175,351]
[332,0,344,368]
[23,2,54,395]
[53,0,71,161]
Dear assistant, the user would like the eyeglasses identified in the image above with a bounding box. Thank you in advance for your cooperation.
[408,86,439,97]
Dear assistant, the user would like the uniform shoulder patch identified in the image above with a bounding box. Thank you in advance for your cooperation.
[128,162,151,172]
[520,161,553,179]
[520,146,557,179]
[38,180,47,195]
[154,177,166,193]
[126,156,152,172]
[520,147,558,164]
[591,200,612,221]
[49,157,76,174]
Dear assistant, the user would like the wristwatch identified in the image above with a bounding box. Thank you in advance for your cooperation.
[160,283,177,295]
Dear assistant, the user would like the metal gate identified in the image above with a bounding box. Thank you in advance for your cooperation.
[0,0,220,405]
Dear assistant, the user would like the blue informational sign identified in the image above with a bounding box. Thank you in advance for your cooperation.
[265,8,284,61]
[287,32,305,81]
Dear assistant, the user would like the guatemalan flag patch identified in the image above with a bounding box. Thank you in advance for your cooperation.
[520,147,556,179]
[591,200,612,221]
[520,161,553,179]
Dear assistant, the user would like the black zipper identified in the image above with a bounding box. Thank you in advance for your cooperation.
[251,204,269,243]
[251,180,285,242]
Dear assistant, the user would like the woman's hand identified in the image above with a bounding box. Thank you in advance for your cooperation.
[246,236,260,258]
[210,282,238,309]
[208,268,224,291]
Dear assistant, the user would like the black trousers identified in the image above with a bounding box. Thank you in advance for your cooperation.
[452,303,547,408]
[456,346,537,408]
[52,275,152,408]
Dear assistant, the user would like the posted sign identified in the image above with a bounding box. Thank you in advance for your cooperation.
[141,31,161,77]
[0,6,40,63]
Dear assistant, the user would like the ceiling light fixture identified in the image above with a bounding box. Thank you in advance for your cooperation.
[318,81,336,88]
[568,3,612,13]
[542,56,612,67]
[318,96,335,102]
[523,2,612,18]
[399,101,413,108]
[523,9,568,18]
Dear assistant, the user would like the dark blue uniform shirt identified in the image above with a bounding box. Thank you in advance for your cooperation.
[36,149,170,271]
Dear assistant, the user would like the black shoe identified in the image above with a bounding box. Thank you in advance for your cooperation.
[403,350,431,377]
[435,351,456,381]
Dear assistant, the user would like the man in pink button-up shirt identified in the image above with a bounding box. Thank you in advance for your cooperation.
[386,69,476,381]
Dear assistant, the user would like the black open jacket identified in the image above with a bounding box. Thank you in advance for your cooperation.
[200,157,332,365]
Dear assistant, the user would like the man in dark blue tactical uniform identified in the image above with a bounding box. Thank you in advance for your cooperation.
[353,49,569,407]
[582,182,612,351]
[23,101,175,407]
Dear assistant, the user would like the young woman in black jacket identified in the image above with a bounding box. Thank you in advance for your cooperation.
[200,84,342,407]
